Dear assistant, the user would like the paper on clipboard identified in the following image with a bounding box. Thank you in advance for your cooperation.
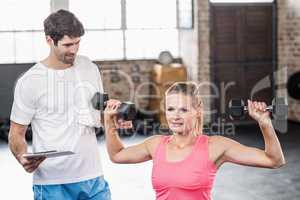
[23,150,75,159]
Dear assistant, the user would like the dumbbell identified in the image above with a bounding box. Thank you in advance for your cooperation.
[91,92,136,121]
[0,118,10,142]
[228,98,288,120]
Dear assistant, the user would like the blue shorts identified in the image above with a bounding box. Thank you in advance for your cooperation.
[33,176,111,200]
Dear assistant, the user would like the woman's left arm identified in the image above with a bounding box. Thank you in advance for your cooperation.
[219,100,286,169]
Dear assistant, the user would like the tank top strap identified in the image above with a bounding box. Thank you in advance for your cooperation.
[153,135,171,163]
[195,134,208,148]
[194,134,217,171]
[193,134,209,159]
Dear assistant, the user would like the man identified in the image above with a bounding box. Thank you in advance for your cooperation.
[9,9,130,200]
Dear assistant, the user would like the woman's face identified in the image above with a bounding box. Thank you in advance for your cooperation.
[165,93,200,135]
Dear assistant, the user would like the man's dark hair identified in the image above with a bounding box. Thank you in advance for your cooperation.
[44,9,85,45]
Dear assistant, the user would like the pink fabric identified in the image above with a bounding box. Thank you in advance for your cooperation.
[152,135,217,200]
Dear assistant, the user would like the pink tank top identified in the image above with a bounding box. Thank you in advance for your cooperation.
[151,135,217,200]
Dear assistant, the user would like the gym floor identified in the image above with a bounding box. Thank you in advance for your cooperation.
[0,122,299,200]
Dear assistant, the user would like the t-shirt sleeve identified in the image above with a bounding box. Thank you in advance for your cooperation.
[10,75,36,125]
[93,63,104,93]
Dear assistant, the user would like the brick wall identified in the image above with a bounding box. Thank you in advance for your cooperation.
[277,0,300,122]
[196,0,211,123]
[95,60,154,114]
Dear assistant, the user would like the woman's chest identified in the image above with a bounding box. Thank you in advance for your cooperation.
[165,145,194,162]
[152,159,209,189]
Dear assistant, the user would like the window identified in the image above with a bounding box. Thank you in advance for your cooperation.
[125,30,178,59]
[125,0,178,59]
[178,0,194,29]
[210,0,274,3]
[70,0,181,61]
[70,0,121,29]
[0,0,50,63]
[0,33,14,63]
[0,0,192,63]
[126,0,176,29]
[79,30,124,60]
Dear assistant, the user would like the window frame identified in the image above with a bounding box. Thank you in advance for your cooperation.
[1,0,194,63]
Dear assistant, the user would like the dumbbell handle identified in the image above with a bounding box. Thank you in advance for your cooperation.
[243,105,273,112]
[91,92,136,121]
[229,98,288,120]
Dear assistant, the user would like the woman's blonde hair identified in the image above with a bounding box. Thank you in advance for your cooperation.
[165,82,203,136]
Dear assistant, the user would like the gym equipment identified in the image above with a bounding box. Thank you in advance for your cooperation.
[228,98,288,120]
[158,51,174,65]
[91,92,136,121]
[0,118,32,142]
[287,72,300,100]
[0,119,10,142]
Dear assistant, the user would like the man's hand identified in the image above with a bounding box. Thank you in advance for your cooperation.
[18,155,46,173]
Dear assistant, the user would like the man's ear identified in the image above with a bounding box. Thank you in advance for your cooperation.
[45,35,53,45]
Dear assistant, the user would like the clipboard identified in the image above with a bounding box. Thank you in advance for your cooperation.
[23,150,75,159]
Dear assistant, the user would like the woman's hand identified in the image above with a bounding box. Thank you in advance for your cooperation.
[247,100,272,127]
[104,99,120,121]
[104,99,133,130]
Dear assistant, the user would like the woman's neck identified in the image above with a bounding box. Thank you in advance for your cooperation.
[171,133,197,149]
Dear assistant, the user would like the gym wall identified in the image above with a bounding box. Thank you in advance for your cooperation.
[0,60,156,120]
[277,0,300,122]
[179,0,300,123]
[0,64,32,119]
[95,60,154,115]
[1,0,299,124]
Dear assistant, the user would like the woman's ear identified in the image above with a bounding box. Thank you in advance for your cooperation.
[196,101,203,117]
[196,109,202,118]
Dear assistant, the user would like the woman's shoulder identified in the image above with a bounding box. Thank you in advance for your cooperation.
[144,135,166,155]
[207,135,236,148]
[145,135,165,145]
[206,135,235,166]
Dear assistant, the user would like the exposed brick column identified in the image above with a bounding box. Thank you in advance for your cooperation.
[277,0,300,122]
[197,0,211,123]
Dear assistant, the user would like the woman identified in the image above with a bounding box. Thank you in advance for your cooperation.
[104,82,285,200]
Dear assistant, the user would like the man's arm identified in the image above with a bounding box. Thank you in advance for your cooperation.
[9,121,28,158]
[9,121,45,173]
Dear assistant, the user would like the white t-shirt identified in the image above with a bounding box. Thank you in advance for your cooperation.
[10,55,104,185]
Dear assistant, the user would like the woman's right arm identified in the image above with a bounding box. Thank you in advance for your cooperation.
[104,99,161,164]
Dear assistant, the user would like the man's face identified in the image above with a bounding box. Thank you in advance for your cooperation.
[52,35,80,65]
